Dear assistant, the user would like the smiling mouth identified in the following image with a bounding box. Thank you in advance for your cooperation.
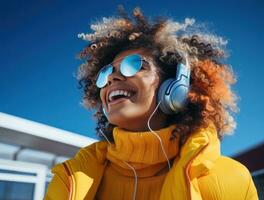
[108,89,136,106]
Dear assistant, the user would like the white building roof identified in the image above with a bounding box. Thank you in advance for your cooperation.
[0,112,97,159]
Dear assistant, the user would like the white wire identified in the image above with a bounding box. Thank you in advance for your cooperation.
[99,129,112,145]
[123,161,138,200]
[99,129,138,200]
[147,100,171,170]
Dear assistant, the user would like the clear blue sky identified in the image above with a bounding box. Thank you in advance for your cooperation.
[1,0,263,156]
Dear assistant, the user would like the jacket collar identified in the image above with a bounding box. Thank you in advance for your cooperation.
[160,123,221,200]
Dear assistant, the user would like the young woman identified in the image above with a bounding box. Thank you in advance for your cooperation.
[45,7,258,200]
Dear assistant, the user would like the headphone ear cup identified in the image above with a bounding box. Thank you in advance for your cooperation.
[158,62,190,114]
[158,78,175,114]
[158,78,189,114]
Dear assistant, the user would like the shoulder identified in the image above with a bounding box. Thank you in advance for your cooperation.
[215,156,250,174]
[52,141,108,175]
[74,141,108,164]
[200,155,253,185]
[212,156,255,184]
[45,141,108,199]
[198,156,258,199]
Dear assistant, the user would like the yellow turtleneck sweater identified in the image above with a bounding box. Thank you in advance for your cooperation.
[95,125,179,200]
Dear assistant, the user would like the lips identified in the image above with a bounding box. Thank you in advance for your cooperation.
[108,95,134,106]
[106,86,136,106]
[108,90,133,102]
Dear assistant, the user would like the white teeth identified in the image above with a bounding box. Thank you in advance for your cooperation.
[108,90,132,102]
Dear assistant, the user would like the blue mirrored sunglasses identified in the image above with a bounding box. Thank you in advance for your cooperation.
[96,54,145,88]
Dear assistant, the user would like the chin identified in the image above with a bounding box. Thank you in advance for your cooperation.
[108,111,136,126]
[108,107,147,127]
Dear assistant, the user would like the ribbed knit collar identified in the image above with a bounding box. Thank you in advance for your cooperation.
[106,125,179,170]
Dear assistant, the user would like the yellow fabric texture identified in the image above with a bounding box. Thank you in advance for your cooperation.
[44,124,258,200]
[96,125,178,200]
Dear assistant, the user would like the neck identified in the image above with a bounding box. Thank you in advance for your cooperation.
[118,110,169,132]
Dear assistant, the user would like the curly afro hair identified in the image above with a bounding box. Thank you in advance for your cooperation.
[77,6,238,144]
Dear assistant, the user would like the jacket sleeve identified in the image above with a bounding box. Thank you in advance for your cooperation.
[245,175,259,200]
[44,163,70,200]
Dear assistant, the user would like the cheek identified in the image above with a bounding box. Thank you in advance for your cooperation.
[99,89,106,106]
[138,74,160,100]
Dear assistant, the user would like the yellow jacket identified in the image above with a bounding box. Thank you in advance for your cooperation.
[45,125,258,200]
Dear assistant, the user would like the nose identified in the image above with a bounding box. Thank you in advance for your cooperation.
[107,68,126,86]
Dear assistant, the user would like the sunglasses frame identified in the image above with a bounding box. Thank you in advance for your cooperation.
[95,54,149,88]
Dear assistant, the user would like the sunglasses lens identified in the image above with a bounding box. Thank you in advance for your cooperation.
[96,54,143,88]
[120,54,142,77]
[96,65,113,88]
